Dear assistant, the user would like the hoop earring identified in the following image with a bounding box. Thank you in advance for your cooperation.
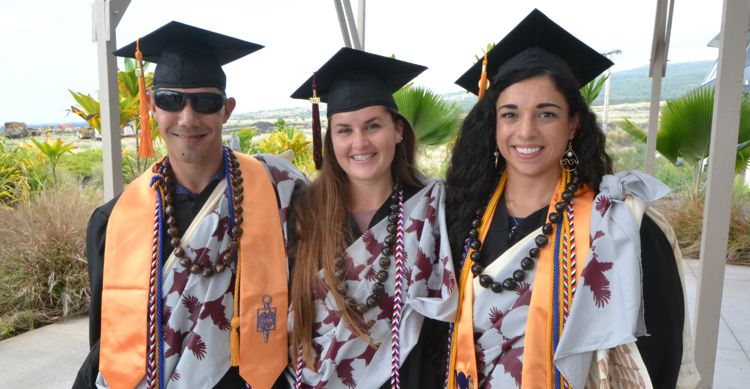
[560,140,579,171]
[494,147,500,169]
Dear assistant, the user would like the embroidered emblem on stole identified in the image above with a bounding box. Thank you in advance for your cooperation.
[256,294,277,343]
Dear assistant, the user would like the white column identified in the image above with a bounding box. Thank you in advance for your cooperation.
[333,0,353,48]
[603,70,612,130]
[342,0,361,50]
[693,0,750,386]
[645,62,663,175]
[93,0,124,202]
[645,0,670,175]
[357,0,366,50]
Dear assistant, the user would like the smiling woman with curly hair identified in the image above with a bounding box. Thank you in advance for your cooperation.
[444,9,700,389]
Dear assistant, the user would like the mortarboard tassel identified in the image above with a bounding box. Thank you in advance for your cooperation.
[135,39,155,158]
[477,52,489,100]
[310,74,322,170]
[230,245,241,366]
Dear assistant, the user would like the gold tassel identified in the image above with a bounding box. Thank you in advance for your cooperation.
[310,74,322,170]
[230,246,241,366]
[478,52,489,100]
[135,39,154,157]
[230,317,240,366]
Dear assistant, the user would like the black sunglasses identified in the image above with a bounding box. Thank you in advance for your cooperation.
[153,90,227,114]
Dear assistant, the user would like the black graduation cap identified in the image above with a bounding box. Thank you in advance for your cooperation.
[113,21,263,90]
[290,47,427,169]
[455,9,613,95]
[290,47,427,116]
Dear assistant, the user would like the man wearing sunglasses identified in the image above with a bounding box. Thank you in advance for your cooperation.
[74,21,305,389]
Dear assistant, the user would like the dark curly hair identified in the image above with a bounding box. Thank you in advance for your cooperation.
[445,65,612,263]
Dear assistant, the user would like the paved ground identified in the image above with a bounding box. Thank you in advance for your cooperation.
[682,261,750,389]
[0,260,748,388]
[0,314,88,388]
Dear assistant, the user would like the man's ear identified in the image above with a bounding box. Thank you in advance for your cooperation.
[146,92,154,112]
[223,97,236,123]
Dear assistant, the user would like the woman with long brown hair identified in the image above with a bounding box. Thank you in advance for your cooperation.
[444,10,700,389]
[288,48,457,389]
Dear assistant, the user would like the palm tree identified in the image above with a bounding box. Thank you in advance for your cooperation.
[68,91,138,132]
[25,138,75,187]
[393,85,463,146]
[618,86,750,195]
[69,59,157,174]
[580,75,608,106]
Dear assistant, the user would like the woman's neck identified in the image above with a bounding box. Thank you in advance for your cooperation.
[349,177,394,212]
[504,171,560,218]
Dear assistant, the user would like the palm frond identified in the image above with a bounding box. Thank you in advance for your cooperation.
[736,139,750,173]
[659,87,714,167]
[393,86,462,146]
[580,75,608,106]
[617,118,647,142]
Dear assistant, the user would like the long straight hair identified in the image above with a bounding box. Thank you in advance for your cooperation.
[291,106,420,365]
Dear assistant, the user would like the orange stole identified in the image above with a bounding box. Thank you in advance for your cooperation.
[521,188,592,389]
[99,154,288,389]
[448,181,593,389]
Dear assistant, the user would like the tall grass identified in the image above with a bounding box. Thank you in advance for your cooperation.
[606,127,750,264]
[0,184,99,339]
[658,179,750,264]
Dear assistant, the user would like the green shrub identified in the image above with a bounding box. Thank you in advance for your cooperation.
[0,184,99,339]
[58,149,103,184]
[255,122,315,176]
[234,127,260,154]
[606,127,694,192]
[121,142,165,184]
[0,138,51,206]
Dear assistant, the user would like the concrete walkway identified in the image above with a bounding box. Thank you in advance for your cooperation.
[0,260,748,388]
[682,260,750,389]
[0,314,88,388]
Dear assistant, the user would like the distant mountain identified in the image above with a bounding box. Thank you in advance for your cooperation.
[440,60,715,112]
[82,60,713,128]
[595,60,714,105]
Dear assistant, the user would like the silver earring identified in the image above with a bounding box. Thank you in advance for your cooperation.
[494,148,500,168]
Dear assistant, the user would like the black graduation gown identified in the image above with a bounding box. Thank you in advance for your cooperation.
[476,198,684,388]
[73,178,290,389]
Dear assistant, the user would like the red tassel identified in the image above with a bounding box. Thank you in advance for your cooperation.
[478,52,489,100]
[136,39,154,158]
[310,74,322,170]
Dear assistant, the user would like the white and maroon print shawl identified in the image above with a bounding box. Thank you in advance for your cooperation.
[470,172,681,388]
[96,155,306,389]
[292,181,457,389]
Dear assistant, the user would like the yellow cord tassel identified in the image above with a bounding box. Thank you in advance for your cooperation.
[477,52,489,100]
[230,246,241,366]
[135,39,154,158]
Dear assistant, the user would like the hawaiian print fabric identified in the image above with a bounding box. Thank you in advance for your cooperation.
[471,171,671,388]
[293,181,457,389]
[96,155,306,389]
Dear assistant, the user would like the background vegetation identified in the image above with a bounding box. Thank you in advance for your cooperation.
[0,58,747,341]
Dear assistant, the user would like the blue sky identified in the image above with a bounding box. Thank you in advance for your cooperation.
[0,0,725,125]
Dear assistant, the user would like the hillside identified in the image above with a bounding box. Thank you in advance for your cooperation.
[29,60,715,130]
[441,60,715,113]
[596,60,714,105]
